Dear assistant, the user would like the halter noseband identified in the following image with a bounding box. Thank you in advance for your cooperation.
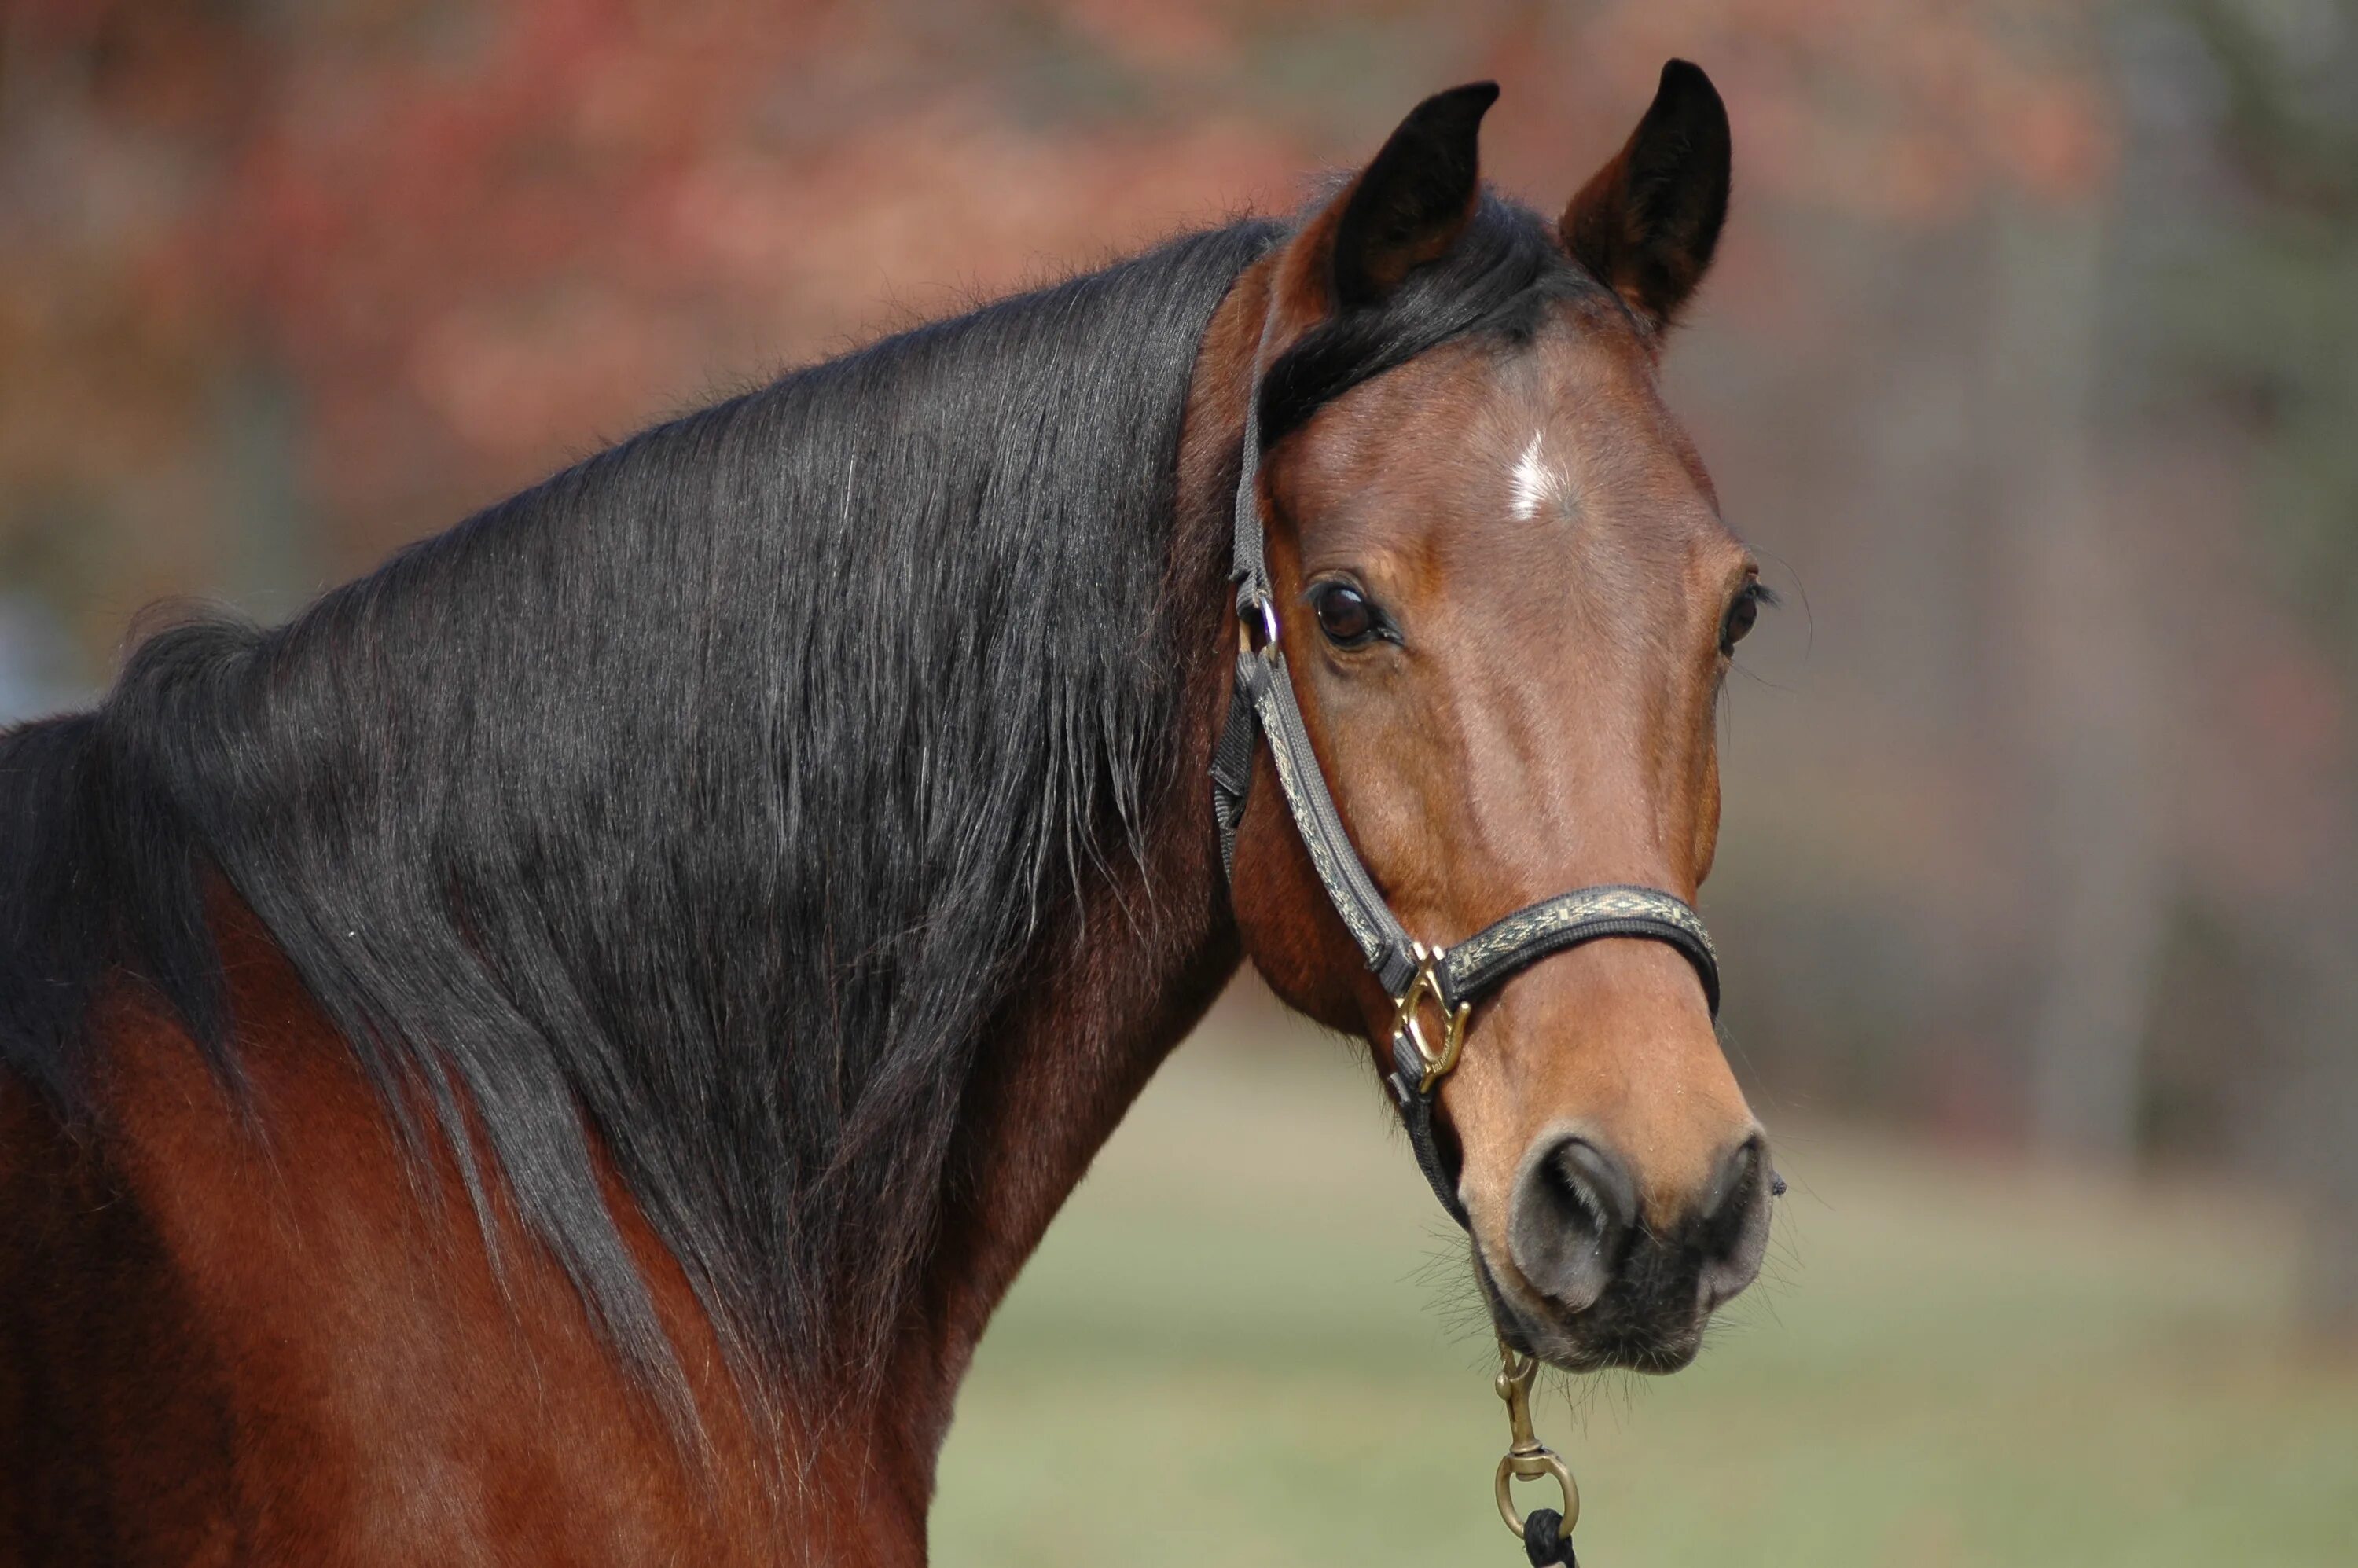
[1208,365,1721,1233]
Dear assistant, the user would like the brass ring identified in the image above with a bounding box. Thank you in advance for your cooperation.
[1236,594,1280,654]
[1494,1449,1579,1540]
[1391,945,1470,1092]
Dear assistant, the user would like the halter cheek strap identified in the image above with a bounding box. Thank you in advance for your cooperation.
[1209,369,1721,1232]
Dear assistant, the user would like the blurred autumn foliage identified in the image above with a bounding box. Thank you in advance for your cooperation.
[2,2,2353,1318]
[0,0,2110,631]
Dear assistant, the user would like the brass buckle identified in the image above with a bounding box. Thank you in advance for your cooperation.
[1493,1342,1579,1540]
[1391,941,1469,1095]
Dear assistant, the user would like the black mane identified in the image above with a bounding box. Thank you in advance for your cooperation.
[0,193,1574,1416]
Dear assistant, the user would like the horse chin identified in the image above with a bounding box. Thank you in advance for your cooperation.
[1473,1250,1707,1377]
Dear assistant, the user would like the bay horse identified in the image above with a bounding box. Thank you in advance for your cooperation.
[0,63,1773,1565]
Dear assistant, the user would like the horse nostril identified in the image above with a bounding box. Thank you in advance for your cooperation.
[1700,1135,1762,1225]
[1695,1133,1773,1312]
[1508,1134,1636,1314]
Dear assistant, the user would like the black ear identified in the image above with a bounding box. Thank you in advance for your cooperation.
[1559,60,1730,330]
[1329,82,1500,311]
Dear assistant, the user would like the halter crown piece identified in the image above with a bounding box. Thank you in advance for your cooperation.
[1207,346,1725,1568]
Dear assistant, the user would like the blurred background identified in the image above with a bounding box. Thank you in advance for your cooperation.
[2,2,2353,1562]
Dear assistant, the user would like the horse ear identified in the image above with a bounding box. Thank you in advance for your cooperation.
[1324,82,1500,311]
[1559,60,1730,332]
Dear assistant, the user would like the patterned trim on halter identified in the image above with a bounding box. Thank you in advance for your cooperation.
[1445,885,1716,983]
[1251,674,1391,967]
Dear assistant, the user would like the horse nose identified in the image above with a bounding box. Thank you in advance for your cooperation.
[1507,1133,1637,1313]
[1507,1129,1772,1314]
[1693,1132,1774,1311]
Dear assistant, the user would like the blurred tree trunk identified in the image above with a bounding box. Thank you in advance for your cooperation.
[1985,193,2169,1166]
[2250,833,2358,1327]
[2165,0,2358,1328]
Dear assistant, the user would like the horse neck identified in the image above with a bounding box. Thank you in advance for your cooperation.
[14,263,1276,1568]
[863,263,1272,1483]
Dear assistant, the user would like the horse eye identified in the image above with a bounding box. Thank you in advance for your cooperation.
[1311,582,1378,647]
[1719,584,1763,655]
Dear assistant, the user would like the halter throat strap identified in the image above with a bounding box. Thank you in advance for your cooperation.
[1208,358,1721,1232]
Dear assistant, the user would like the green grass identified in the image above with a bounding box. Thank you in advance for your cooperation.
[934,997,2358,1566]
